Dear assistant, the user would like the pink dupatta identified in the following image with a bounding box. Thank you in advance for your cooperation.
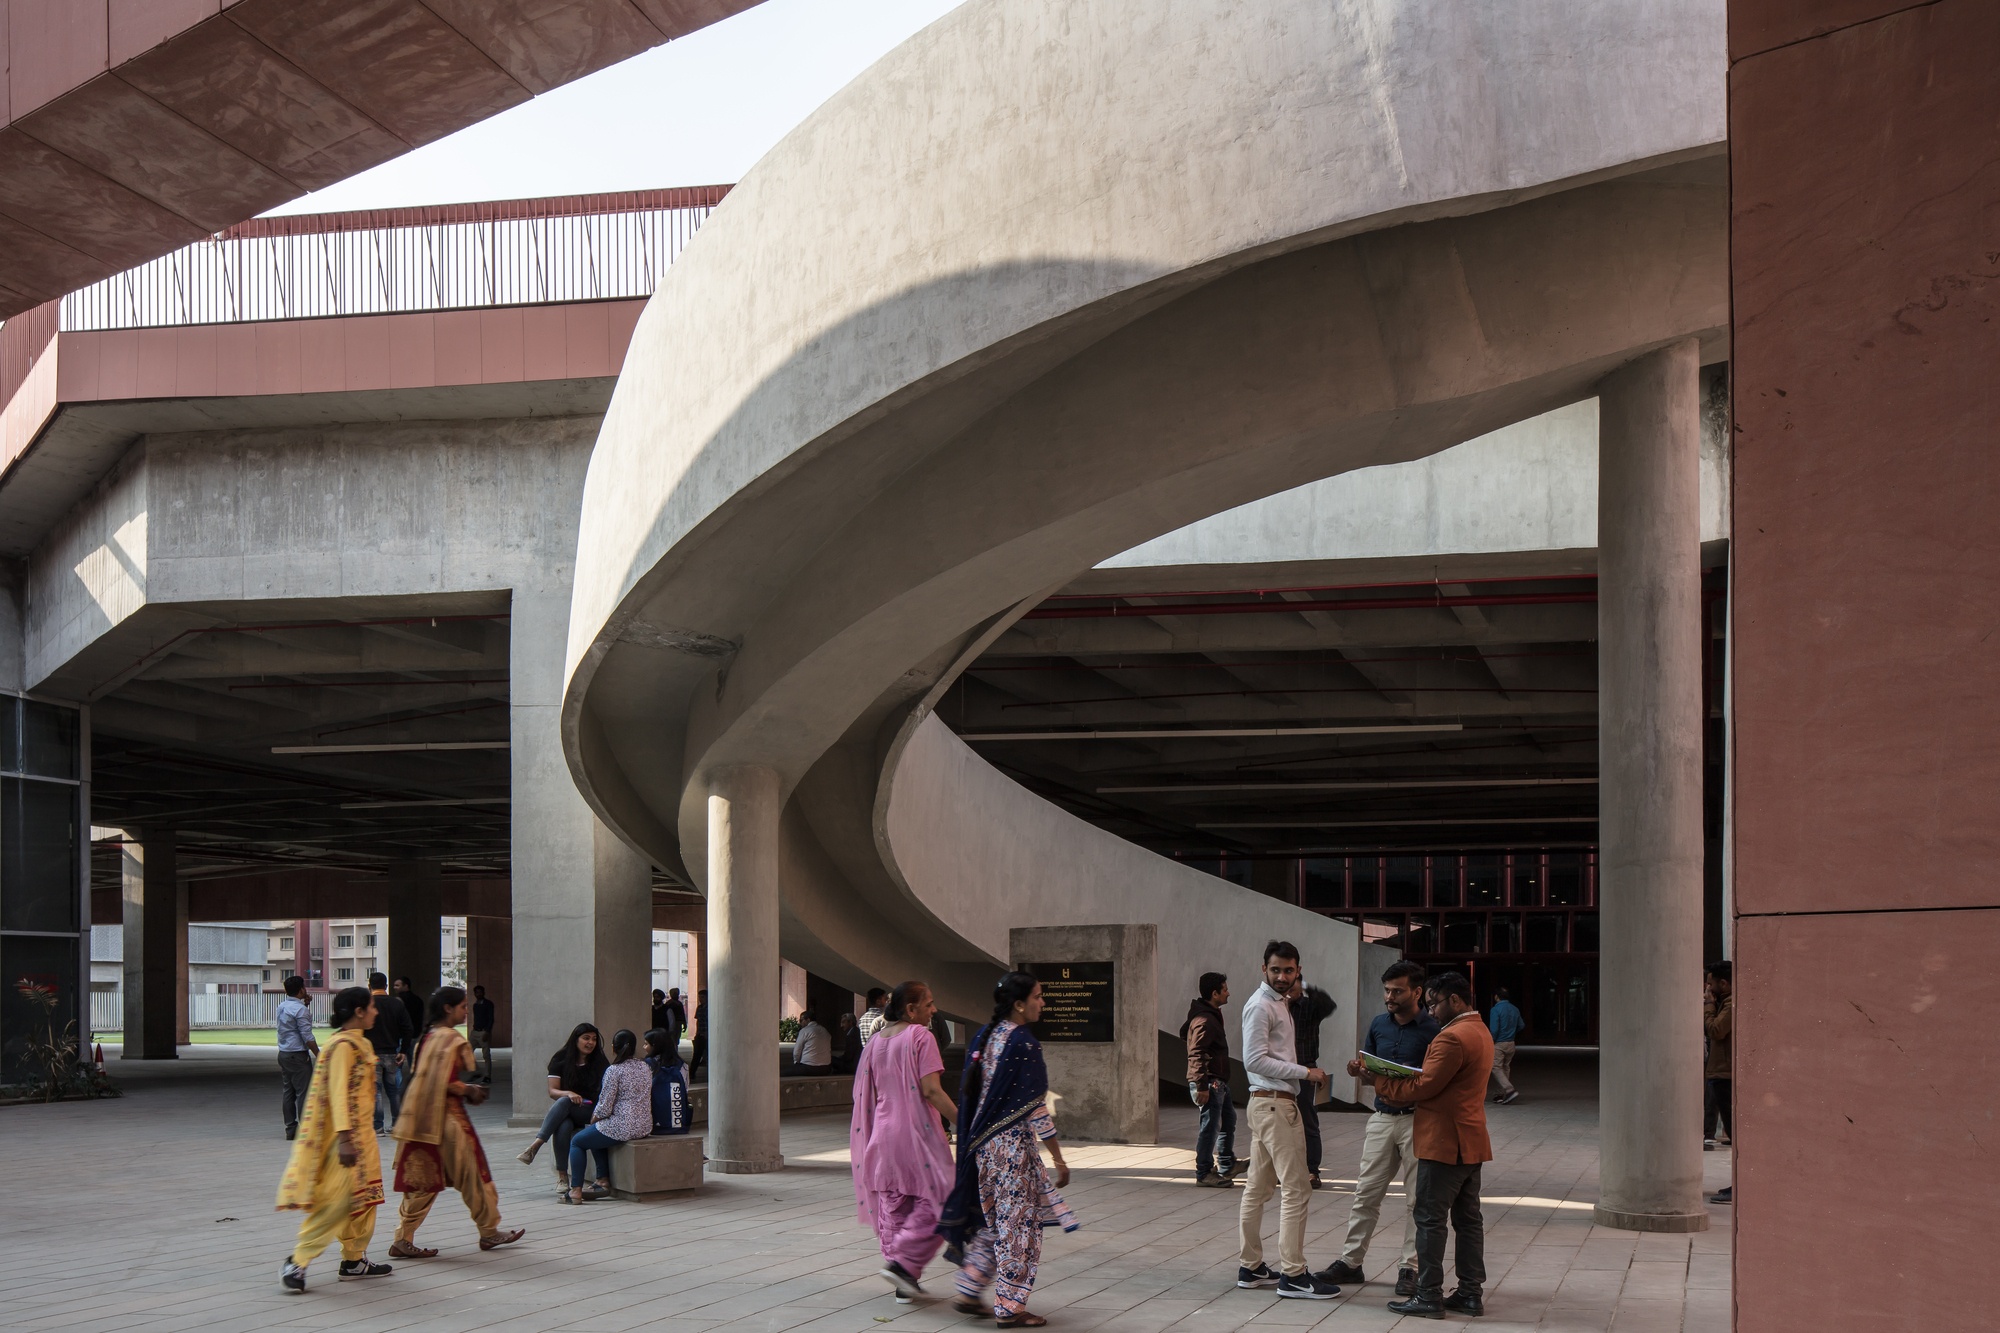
[850,1023,955,1221]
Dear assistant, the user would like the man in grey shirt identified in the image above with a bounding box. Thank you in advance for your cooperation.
[275,975,319,1140]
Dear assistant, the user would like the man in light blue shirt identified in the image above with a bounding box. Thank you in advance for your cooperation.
[1486,989,1522,1105]
[275,976,318,1140]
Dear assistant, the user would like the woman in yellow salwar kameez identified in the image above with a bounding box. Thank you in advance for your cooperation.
[277,986,393,1294]
[386,986,525,1257]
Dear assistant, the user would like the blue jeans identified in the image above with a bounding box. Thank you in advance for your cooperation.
[373,1058,403,1130]
[1191,1080,1236,1177]
[568,1124,618,1188]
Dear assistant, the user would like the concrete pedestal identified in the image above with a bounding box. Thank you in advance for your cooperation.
[705,765,783,1173]
[1010,924,1157,1144]
[609,1135,705,1199]
[1595,339,1708,1233]
[120,829,184,1058]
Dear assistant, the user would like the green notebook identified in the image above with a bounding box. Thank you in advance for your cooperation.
[1359,1049,1421,1079]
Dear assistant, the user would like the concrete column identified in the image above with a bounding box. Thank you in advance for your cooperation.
[1595,338,1708,1233]
[386,861,442,997]
[120,829,183,1059]
[706,764,783,1173]
[465,915,513,1045]
[507,588,654,1124]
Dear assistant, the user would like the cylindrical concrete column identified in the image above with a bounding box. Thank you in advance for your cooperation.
[120,828,183,1059]
[386,860,442,997]
[1595,338,1708,1233]
[705,764,783,1174]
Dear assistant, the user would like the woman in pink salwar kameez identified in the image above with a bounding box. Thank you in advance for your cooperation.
[851,981,961,1303]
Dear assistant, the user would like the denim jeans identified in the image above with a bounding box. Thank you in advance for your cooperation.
[1190,1080,1236,1177]
[278,1050,314,1132]
[373,1056,403,1130]
[539,1097,592,1170]
[568,1124,618,1188]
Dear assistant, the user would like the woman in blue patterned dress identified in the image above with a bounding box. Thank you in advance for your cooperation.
[938,972,1078,1327]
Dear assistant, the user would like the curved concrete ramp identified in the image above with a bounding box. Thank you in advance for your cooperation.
[562,0,1727,1076]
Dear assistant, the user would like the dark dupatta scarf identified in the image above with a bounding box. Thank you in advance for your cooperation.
[936,1020,1048,1261]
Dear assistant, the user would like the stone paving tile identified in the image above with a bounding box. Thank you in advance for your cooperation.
[2,1046,1727,1333]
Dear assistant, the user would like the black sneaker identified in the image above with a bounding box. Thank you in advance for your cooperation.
[880,1261,924,1303]
[1276,1271,1339,1299]
[280,1259,306,1295]
[1316,1260,1365,1286]
[1395,1269,1419,1296]
[1236,1263,1280,1289]
[1707,1186,1733,1204]
[1444,1288,1485,1316]
[337,1257,393,1281]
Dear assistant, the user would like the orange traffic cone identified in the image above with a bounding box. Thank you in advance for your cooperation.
[93,1043,105,1072]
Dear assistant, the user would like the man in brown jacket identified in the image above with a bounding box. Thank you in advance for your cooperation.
[1369,971,1494,1320]
[1182,972,1237,1186]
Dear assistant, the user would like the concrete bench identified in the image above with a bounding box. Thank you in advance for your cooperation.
[607,1134,705,1201]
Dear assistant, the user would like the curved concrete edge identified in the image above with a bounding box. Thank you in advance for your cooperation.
[882,712,1385,1099]
[565,0,1727,688]
[1592,1205,1712,1234]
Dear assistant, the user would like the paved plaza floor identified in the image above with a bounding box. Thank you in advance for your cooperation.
[1,1046,1729,1332]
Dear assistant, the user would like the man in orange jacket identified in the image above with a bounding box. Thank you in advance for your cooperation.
[1367,971,1494,1320]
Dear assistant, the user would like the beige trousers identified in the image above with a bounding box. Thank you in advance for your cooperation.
[1340,1110,1420,1270]
[1237,1095,1312,1276]
[1489,1041,1517,1099]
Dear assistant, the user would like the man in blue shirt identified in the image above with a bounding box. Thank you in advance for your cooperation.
[274,975,319,1140]
[1315,961,1439,1297]
[1486,988,1523,1105]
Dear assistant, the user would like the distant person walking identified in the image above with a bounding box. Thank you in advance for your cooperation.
[387,986,523,1258]
[1367,972,1494,1320]
[644,1028,692,1135]
[851,981,958,1303]
[468,985,495,1083]
[838,1012,863,1073]
[392,977,425,1042]
[1704,961,1734,1204]
[561,1029,652,1204]
[1182,971,1237,1187]
[664,987,688,1036]
[275,985,392,1294]
[1236,942,1339,1299]
[515,1022,608,1186]
[367,972,415,1131]
[1321,961,1437,1296]
[859,987,889,1044]
[793,1008,833,1075]
[1486,988,1523,1104]
[939,972,1077,1327]
[277,976,319,1141]
[651,989,673,1035]
[688,990,709,1081]
[1288,976,1337,1188]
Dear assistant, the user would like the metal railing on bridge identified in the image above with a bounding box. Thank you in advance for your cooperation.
[57,185,730,333]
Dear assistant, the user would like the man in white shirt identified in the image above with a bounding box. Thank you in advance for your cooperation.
[792,1009,833,1074]
[1236,941,1339,1299]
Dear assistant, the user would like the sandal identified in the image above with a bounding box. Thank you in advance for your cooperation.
[557,1190,587,1204]
[386,1240,436,1259]
[479,1229,526,1250]
[996,1314,1047,1328]
[952,1300,993,1316]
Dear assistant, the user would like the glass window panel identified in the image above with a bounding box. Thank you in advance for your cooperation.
[1572,911,1600,952]
[1464,855,1503,906]
[1406,913,1438,954]
[1301,858,1347,911]
[1384,856,1422,907]
[1525,912,1567,953]
[1182,857,1222,879]
[1,934,80,1081]
[1565,970,1592,1036]
[0,697,15,773]
[1531,967,1564,1039]
[1547,853,1584,905]
[1510,857,1543,906]
[1362,914,1405,952]
[1,778,78,932]
[1488,912,1521,953]
[1430,857,1461,907]
[1350,859,1381,909]
[1441,912,1485,953]
[20,700,77,780]
[1219,857,1253,889]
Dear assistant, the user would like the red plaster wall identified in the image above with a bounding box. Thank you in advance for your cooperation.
[1729,0,2000,1327]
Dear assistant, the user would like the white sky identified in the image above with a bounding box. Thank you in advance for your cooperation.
[264,0,963,216]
